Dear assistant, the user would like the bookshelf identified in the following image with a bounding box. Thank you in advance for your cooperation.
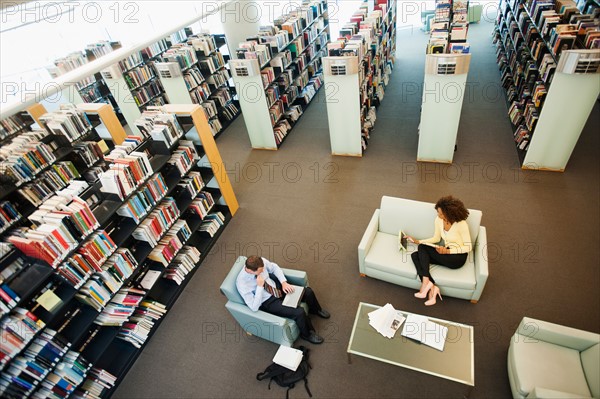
[428,0,471,54]
[48,41,125,122]
[230,0,330,150]
[323,0,397,156]
[0,101,237,397]
[155,33,241,139]
[417,54,472,163]
[494,0,600,171]
[77,103,128,145]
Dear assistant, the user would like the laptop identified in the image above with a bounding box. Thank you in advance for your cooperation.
[398,230,409,251]
[282,285,305,308]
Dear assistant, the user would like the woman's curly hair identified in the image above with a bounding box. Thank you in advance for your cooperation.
[435,196,469,224]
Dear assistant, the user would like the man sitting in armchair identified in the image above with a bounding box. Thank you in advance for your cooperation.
[236,255,330,344]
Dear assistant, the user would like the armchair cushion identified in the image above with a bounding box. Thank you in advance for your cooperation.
[581,344,600,398]
[509,337,591,398]
[508,317,600,399]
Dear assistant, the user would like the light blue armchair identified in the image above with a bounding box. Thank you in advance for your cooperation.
[508,317,599,398]
[220,256,309,346]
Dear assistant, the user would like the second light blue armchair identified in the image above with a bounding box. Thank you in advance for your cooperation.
[220,256,309,346]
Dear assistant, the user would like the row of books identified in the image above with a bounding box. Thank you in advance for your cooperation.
[73,141,105,168]
[0,283,20,315]
[237,41,272,67]
[9,196,99,268]
[161,44,198,71]
[184,67,206,91]
[199,212,226,237]
[198,52,226,75]
[116,173,169,223]
[72,367,116,398]
[168,141,198,176]
[164,246,201,285]
[116,300,167,348]
[17,163,83,208]
[190,82,212,104]
[135,110,184,148]
[99,150,154,200]
[94,287,145,326]
[75,248,138,311]
[30,350,91,399]
[0,201,22,235]
[0,308,46,370]
[118,51,144,73]
[211,88,233,108]
[147,220,192,266]
[0,130,58,186]
[177,171,206,198]
[0,326,73,398]
[39,105,93,143]
[132,80,165,109]
[131,197,180,246]
[57,230,118,289]
[187,191,215,220]
[0,114,27,141]
[189,34,218,57]
[124,64,156,90]
[142,38,169,59]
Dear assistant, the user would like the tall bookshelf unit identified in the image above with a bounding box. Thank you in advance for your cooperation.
[323,0,397,156]
[0,102,237,398]
[48,41,125,123]
[154,33,241,139]
[230,0,330,150]
[494,0,600,171]
[417,54,472,163]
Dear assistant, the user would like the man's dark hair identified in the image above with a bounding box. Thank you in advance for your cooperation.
[245,255,264,271]
[435,196,469,224]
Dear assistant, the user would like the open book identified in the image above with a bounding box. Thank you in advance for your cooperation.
[401,314,448,351]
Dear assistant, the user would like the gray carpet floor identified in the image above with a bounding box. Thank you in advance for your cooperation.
[113,15,600,399]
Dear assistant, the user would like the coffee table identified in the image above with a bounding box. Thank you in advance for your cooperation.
[347,302,474,386]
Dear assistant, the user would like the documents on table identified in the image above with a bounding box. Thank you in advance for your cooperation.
[401,313,448,351]
[368,303,406,339]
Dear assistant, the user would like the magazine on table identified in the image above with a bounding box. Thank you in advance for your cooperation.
[368,303,406,339]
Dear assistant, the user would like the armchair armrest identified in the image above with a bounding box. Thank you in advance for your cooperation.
[358,209,380,274]
[471,226,489,302]
[517,317,600,351]
[281,268,308,287]
[527,386,589,398]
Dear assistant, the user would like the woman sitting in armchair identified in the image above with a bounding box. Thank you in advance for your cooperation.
[406,196,472,306]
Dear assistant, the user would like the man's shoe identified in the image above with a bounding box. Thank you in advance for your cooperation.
[316,309,330,319]
[301,332,324,344]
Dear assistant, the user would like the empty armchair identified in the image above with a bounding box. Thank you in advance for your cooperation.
[220,256,309,346]
[508,317,600,398]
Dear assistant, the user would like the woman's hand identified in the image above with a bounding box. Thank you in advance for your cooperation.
[406,235,420,244]
[436,246,450,254]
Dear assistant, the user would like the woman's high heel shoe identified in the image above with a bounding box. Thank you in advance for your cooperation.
[414,281,433,298]
[425,286,443,306]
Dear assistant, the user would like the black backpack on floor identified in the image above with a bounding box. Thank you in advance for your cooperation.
[256,345,312,399]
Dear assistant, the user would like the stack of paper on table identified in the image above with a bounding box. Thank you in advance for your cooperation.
[273,345,303,371]
[401,314,448,351]
[368,303,406,338]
